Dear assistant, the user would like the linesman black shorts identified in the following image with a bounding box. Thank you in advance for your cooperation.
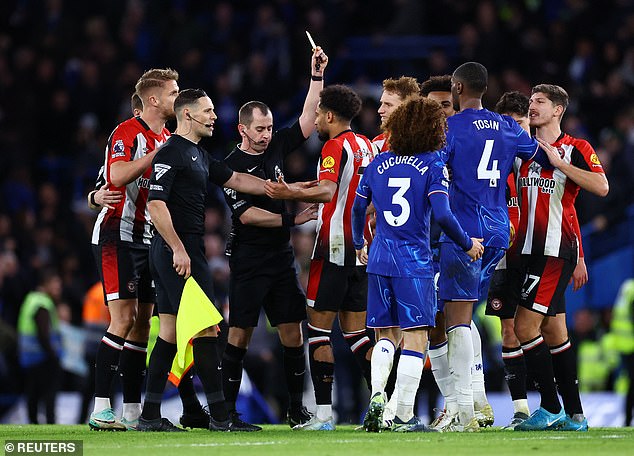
[150,233,219,316]
[306,258,367,312]
[485,267,523,320]
[228,244,307,328]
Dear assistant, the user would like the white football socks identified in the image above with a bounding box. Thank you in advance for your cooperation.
[371,338,395,397]
[122,402,142,422]
[93,397,111,414]
[470,320,488,410]
[395,351,424,422]
[429,341,457,415]
[448,325,474,424]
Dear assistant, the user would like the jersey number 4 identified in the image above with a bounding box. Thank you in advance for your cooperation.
[478,139,500,187]
[384,177,411,227]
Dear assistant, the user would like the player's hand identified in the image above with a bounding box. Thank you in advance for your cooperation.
[537,138,565,168]
[172,247,191,279]
[356,243,368,265]
[295,203,319,225]
[312,46,328,75]
[94,183,123,209]
[466,238,484,261]
[264,176,294,200]
[570,256,588,291]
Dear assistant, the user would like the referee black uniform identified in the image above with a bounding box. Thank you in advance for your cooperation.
[222,119,310,426]
[148,134,232,314]
[140,134,237,431]
[223,120,308,329]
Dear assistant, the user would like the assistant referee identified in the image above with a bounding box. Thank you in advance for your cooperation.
[138,89,266,432]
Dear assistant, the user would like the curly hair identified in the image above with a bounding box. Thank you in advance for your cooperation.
[382,76,420,101]
[420,75,452,96]
[385,98,447,156]
[495,91,529,117]
[318,84,361,121]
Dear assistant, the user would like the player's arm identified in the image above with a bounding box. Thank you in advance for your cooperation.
[429,191,483,261]
[265,178,336,203]
[298,46,328,138]
[536,138,609,196]
[110,150,157,188]
[223,171,266,196]
[148,199,190,278]
[570,206,587,291]
[239,204,318,228]
[352,194,370,264]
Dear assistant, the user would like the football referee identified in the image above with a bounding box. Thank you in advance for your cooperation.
[220,46,328,429]
[137,89,266,432]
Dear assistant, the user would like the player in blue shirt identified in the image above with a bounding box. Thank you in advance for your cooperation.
[351,98,483,432]
[439,61,547,431]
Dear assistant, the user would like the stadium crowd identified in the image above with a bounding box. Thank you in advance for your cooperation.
[0,0,633,426]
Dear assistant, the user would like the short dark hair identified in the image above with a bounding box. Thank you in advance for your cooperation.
[420,75,452,96]
[382,76,420,100]
[174,88,208,112]
[495,91,529,117]
[531,84,569,112]
[319,85,362,121]
[238,101,271,126]
[385,98,447,156]
[453,62,488,95]
[130,93,143,113]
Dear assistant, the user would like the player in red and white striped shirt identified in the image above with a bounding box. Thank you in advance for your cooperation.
[264,85,374,430]
[514,84,609,431]
[372,76,420,155]
[89,69,180,431]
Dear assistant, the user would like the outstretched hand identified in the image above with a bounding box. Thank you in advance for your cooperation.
[264,177,292,200]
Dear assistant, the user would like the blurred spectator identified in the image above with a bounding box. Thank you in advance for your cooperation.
[17,268,64,424]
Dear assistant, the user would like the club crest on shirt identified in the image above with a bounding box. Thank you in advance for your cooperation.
[491,298,502,311]
[590,153,601,165]
[322,156,335,168]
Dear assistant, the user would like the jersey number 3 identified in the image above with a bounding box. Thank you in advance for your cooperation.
[384,177,410,227]
[478,139,500,187]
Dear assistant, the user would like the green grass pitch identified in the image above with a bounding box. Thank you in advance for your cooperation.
[1,425,632,456]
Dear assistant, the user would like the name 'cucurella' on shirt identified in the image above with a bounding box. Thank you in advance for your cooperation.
[376,154,429,176]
